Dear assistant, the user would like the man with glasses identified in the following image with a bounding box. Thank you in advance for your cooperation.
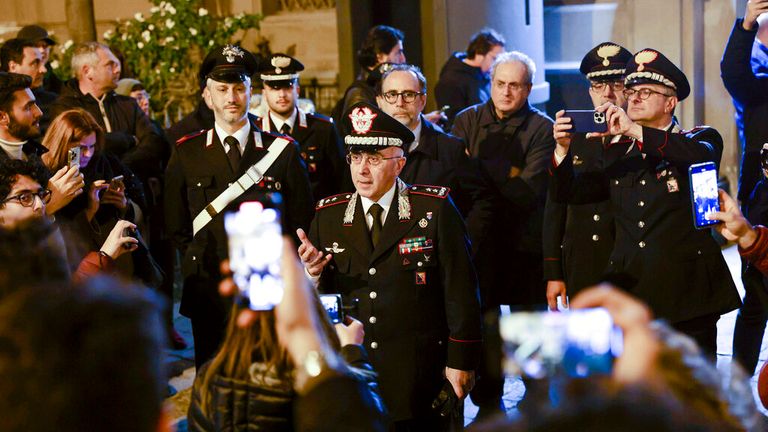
[376,63,492,240]
[0,158,51,228]
[297,101,481,430]
[257,53,345,201]
[544,43,631,311]
[550,48,741,356]
[451,51,555,417]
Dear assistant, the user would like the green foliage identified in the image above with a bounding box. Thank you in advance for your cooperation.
[50,0,261,122]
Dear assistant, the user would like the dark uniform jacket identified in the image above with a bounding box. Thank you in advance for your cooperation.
[399,116,495,253]
[434,52,491,129]
[165,114,314,321]
[452,100,555,305]
[309,180,482,422]
[49,79,166,181]
[257,108,346,202]
[166,99,215,145]
[721,19,768,201]
[543,135,614,295]
[551,125,741,323]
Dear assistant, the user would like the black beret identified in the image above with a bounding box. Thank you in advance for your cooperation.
[342,101,414,149]
[200,45,258,84]
[579,42,632,81]
[624,48,690,101]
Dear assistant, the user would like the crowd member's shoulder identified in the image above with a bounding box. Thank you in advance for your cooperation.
[316,192,353,211]
[679,125,722,142]
[306,111,334,124]
[529,104,555,124]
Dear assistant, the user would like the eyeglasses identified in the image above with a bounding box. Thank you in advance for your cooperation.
[590,81,625,92]
[381,91,424,104]
[346,153,403,166]
[493,81,529,92]
[2,189,52,207]
[622,88,675,100]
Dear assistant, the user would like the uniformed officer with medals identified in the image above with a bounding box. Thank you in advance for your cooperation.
[164,45,314,367]
[256,53,346,202]
[550,48,741,355]
[544,43,632,308]
[296,101,482,430]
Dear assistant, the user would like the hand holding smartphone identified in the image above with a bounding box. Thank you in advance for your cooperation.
[563,109,609,134]
[67,147,81,169]
[109,175,125,193]
[225,198,284,310]
[688,162,721,229]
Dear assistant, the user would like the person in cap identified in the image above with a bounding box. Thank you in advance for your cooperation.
[16,24,62,94]
[0,38,56,134]
[257,53,346,202]
[550,48,741,356]
[296,101,481,430]
[164,44,314,368]
[544,42,631,310]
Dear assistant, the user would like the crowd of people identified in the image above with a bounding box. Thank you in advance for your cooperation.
[2,2,768,430]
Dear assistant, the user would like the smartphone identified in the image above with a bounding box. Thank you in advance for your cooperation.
[109,175,125,192]
[320,293,344,324]
[688,161,721,229]
[500,308,622,379]
[122,225,138,249]
[67,147,81,169]
[224,198,284,311]
[564,109,608,134]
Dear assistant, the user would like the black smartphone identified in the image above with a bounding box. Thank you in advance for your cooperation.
[500,308,622,378]
[564,109,608,134]
[67,147,81,169]
[320,293,344,324]
[224,196,285,311]
[688,161,721,229]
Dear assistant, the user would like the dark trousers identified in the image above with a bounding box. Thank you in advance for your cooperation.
[392,410,460,432]
[733,264,768,375]
[191,315,227,369]
[672,312,721,360]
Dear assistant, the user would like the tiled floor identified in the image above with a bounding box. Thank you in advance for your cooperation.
[165,244,768,428]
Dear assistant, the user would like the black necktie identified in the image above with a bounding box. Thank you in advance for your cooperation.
[368,203,383,247]
[280,123,291,136]
[224,136,241,171]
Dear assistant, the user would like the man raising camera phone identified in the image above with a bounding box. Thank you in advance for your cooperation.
[549,48,741,356]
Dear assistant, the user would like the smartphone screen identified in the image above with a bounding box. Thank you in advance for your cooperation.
[500,308,622,378]
[109,175,125,192]
[564,109,608,134]
[688,162,720,229]
[320,294,343,324]
[224,200,284,310]
[68,147,81,169]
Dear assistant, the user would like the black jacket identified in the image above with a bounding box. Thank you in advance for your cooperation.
[187,345,387,432]
[542,135,615,296]
[309,182,481,422]
[435,52,491,129]
[165,99,215,145]
[49,80,166,181]
[399,117,495,254]
[257,109,346,202]
[551,126,741,323]
[32,86,57,136]
[721,19,768,201]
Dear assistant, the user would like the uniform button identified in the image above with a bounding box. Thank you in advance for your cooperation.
[228,182,233,187]
[417,262,423,267]
[639,241,646,248]
[196,182,202,187]
[369,316,377,324]
[369,291,377,299]
[192,256,196,261]
[640,180,646,186]
[697,250,702,255]
[638,201,645,207]
[638,221,645,228]
[370,341,378,349]
[614,180,619,185]
[368,268,376,275]
[592,234,600,241]
[593,214,600,221]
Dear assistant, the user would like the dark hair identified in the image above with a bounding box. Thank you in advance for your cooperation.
[0,72,32,114]
[0,219,69,297]
[377,63,427,94]
[466,28,505,59]
[0,157,50,206]
[0,277,167,432]
[0,38,34,73]
[357,25,405,69]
